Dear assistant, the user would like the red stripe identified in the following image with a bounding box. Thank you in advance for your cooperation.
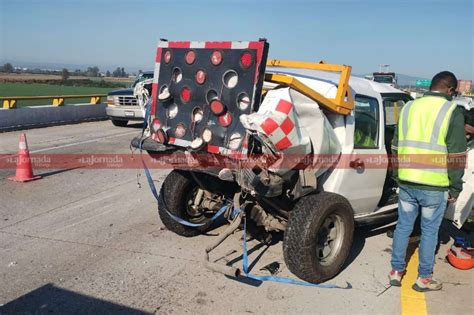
[242,138,248,149]
[260,117,279,135]
[168,41,191,48]
[168,137,176,144]
[276,137,292,150]
[207,144,220,153]
[229,151,243,159]
[275,99,293,115]
[280,117,295,135]
[205,41,232,49]
[249,41,264,83]
[151,83,158,115]
[249,41,264,63]
[155,47,162,63]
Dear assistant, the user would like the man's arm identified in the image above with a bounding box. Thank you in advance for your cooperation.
[466,123,474,136]
[446,106,467,199]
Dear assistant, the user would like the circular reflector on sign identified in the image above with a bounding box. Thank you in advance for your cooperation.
[195,69,206,85]
[164,50,172,64]
[240,51,253,69]
[190,137,205,150]
[218,112,232,127]
[185,50,196,64]
[223,70,238,89]
[157,129,168,144]
[181,87,191,103]
[237,93,250,111]
[210,50,223,65]
[192,107,204,123]
[206,89,218,104]
[158,85,171,101]
[172,67,183,83]
[202,128,213,143]
[228,133,242,150]
[210,99,226,115]
[175,123,186,138]
[167,103,178,119]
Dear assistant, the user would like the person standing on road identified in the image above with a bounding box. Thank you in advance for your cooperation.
[464,108,474,142]
[389,71,467,292]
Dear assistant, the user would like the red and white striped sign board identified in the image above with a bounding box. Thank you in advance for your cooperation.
[150,39,269,157]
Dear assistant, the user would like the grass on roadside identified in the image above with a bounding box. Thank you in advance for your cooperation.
[0,83,121,107]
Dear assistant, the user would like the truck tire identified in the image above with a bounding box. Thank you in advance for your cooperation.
[283,192,354,283]
[111,119,128,127]
[158,170,212,237]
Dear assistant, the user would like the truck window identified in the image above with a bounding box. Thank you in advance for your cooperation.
[383,99,405,125]
[131,72,154,88]
[382,93,413,125]
[354,95,379,149]
[374,76,394,84]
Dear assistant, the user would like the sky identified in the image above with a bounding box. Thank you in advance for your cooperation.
[0,0,473,79]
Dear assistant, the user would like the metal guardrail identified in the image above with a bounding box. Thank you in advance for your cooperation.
[0,94,107,109]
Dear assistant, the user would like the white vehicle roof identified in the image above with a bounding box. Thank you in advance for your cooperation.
[454,96,473,111]
[266,67,405,99]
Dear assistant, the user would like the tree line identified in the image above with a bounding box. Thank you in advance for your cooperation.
[1,63,131,78]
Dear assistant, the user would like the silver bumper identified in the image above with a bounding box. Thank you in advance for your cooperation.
[106,106,144,120]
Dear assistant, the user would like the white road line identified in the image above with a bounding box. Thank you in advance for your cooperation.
[0,130,140,182]
[0,131,138,159]
[31,130,138,153]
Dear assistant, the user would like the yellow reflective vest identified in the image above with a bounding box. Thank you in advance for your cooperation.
[398,96,457,187]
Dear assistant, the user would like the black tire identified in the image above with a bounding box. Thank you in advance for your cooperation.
[158,170,212,237]
[111,119,128,127]
[283,192,354,283]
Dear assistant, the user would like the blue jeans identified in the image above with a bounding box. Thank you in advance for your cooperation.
[391,186,448,278]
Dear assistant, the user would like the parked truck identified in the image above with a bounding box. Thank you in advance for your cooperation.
[106,71,153,126]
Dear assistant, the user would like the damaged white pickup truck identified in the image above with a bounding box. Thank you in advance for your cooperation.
[132,39,473,283]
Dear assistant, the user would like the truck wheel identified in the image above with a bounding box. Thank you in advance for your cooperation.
[158,170,213,237]
[283,192,354,283]
[111,119,128,127]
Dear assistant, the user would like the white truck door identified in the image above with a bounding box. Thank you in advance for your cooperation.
[333,95,387,214]
[444,99,473,228]
[444,146,474,228]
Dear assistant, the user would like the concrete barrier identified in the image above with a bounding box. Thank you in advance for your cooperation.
[0,103,107,132]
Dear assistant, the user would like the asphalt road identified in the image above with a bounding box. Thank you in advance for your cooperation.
[0,121,472,314]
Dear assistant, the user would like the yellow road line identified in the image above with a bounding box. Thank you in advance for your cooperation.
[401,248,428,315]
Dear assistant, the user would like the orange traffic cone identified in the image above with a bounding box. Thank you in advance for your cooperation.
[8,133,42,182]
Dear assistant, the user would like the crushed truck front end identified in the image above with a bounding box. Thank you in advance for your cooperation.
[132,38,406,284]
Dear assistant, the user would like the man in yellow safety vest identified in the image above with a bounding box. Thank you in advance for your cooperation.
[388,71,467,291]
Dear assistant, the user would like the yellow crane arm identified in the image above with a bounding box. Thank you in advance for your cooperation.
[265,59,354,115]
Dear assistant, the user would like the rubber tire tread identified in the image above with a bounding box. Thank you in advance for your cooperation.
[283,192,354,283]
[111,119,128,127]
[158,170,210,237]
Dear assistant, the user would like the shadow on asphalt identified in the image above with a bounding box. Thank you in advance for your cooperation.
[215,221,399,287]
[125,122,144,129]
[1,283,149,314]
[439,219,474,246]
[340,221,397,273]
[37,167,80,178]
[222,242,269,287]
[225,242,268,273]
[357,217,474,265]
